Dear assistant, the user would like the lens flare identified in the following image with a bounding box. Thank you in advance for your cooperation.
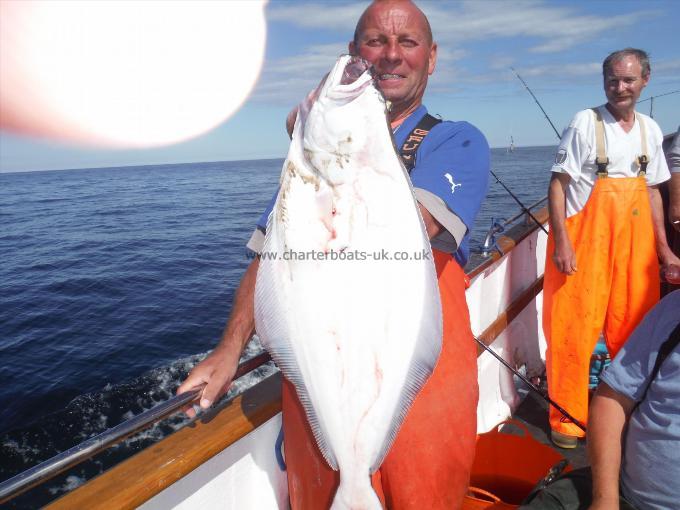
[0,1,267,148]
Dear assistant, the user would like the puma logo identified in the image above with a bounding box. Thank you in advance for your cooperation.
[444,173,462,193]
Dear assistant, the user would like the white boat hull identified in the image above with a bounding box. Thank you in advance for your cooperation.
[136,219,549,509]
[140,415,287,510]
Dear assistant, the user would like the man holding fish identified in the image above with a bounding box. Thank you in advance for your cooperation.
[179,1,490,508]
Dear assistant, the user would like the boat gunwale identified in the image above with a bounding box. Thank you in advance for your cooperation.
[40,207,550,509]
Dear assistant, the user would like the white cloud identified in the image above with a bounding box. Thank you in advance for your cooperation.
[268,1,657,53]
[654,58,680,74]
[267,2,364,32]
[254,1,666,106]
[252,43,348,104]
[420,1,653,53]
[519,62,601,79]
[265,43,348,75]
[489,56,517,71]
[436,47,467,65]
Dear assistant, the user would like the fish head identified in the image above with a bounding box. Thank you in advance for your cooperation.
[319,54,377,102]
[295,55,388,184]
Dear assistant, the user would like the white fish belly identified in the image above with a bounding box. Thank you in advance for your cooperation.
[254,54,442,503]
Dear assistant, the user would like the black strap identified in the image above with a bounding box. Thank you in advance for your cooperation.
[637,155,649,176]
[637,320,680,405]
[399,113,441,172]
[595,157,610,177]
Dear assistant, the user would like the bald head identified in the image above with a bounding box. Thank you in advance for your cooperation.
[348,0,437,123]
[353,0,433,49]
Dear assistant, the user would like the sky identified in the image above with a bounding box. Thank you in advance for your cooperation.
[1,0,679,173]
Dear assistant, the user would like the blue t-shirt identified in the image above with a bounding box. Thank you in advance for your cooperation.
[600,290,680,510]
[256,105,489,267]
[393,105,489,266]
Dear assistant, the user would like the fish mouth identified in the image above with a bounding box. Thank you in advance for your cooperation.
[326,55,375,97]
[340,56,373,85]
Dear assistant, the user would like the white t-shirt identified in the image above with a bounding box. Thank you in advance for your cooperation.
[552,105,670,217]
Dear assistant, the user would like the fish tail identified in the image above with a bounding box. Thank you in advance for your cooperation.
[330,476,382,510]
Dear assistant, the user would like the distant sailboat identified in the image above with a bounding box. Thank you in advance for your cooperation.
[508,135,515,153]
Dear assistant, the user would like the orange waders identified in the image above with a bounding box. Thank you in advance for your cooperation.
[282,249,479,509]
[543,176,660,437]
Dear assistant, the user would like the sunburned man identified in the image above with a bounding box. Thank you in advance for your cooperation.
[178,1,490,507]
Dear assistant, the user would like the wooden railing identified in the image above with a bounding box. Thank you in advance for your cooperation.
[29,207,550,509]
[47,374,282,510]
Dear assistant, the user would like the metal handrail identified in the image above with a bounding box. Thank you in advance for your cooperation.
[479,195,548,258]
[0,351,272,504]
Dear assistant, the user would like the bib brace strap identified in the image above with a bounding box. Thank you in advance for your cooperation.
[637,113,649,175]
[399,113,442,173]
[592,108,649,178]
[636,320,680,409]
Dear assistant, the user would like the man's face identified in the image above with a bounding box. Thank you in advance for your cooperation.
[349,1,436,119]
[604,55,649,114]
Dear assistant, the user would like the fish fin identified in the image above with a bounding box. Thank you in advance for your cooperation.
[291,378,339,471]
[369,356,437,473]
[370,298,442,474]
[255,226,339,472]
[270,345,340,472]
[331,476,382,510]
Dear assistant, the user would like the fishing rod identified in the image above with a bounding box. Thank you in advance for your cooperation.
[490,170,549,235]
[636,89,680,118]
[474,336,587,433]
[511,67,561,140]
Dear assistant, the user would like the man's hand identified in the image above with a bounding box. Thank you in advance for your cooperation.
[285,74,328,139]
[286,107,298,139]
[659,249,680,269]
[177,346,241,418]
[553,238,578,275]
[177,257,260,418]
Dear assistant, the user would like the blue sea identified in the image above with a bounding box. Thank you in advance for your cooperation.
[0,146,554,507]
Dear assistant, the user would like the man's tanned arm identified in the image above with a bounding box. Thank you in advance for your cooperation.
[669,172,680,231]
[177,257,259,415]
[419,204,443,239]
[648,185,680,267]
[548,173,577,274]
[587,383,635,510]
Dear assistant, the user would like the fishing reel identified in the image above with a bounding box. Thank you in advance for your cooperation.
[482,217,506,257]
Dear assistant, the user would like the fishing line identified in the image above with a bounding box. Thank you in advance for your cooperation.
[498,68,558,235]
[474,336,587,432]
[511,67,561,141]
[636,89,680,118]
[637,88,680,103]
[490,170,549,235]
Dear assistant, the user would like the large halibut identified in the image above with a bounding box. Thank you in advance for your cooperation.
[254,55,442,509]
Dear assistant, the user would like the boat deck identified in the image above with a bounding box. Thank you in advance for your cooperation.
[505,388,588,469]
